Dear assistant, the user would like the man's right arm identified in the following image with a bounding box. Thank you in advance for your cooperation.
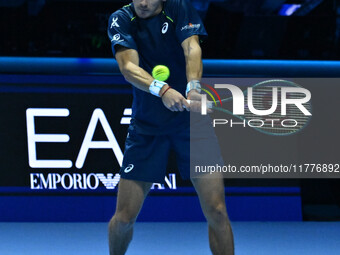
[115,46,189,112]
[115,46,153,93]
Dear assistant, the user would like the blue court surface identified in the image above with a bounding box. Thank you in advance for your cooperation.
[1,222,340,255]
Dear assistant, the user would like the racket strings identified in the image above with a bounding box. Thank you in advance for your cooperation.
[241,85,311,134]
[208,81,312,135]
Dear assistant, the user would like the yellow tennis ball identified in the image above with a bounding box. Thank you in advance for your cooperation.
[152,65,170,82]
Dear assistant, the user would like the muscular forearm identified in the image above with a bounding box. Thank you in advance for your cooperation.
[122,63,171,97]
[182,36,204,100]
[182,36,203,82]
[116,47,159,94]
[185,46,203,82]
[115,46,187,112]
[120,62,154,93]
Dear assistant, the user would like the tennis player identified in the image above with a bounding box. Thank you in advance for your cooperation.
[107,0,234,254]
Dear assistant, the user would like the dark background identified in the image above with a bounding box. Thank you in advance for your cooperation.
[0,0,339,60]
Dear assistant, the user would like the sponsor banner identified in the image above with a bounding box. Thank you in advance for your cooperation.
[0,91,178,193]
[30,173,177,190]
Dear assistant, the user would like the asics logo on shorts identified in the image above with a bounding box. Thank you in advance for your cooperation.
[162,22,169,34]
[124,164,134,173]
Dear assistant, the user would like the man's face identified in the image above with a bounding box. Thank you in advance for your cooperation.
[133,0,165,19]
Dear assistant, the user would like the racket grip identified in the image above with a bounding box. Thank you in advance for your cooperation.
[183,100,190,109]
[183,100,213,109]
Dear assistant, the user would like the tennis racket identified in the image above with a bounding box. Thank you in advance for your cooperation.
[189,79,312,136]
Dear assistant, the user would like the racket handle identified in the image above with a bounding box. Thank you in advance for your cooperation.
[183,100,190,109]
[183,100,213,109]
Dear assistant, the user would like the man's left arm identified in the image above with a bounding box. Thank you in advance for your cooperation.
[181,35,203,101]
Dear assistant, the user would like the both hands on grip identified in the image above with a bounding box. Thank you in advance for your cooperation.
[160,85,204,112]
[160,85,189,112]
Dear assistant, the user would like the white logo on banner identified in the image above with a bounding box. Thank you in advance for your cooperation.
[30,173,177,190]
[26,108,123,169]
[96,173,121,189]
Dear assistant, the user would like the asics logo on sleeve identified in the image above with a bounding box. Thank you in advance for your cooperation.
[111,34,124,42]
[111,17,120,28]
[162,22,169,34]
[124,164,134,173]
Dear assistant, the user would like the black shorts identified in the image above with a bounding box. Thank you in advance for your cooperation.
[120,115,223,183]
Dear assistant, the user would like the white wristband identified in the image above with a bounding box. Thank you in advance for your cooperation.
[149,79,167,97]
[186,80,201,97]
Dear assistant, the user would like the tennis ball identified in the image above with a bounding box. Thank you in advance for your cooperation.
[152,65,170,82]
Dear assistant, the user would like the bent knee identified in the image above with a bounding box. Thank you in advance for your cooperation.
[110,214,136,229]
[205,203,229,225]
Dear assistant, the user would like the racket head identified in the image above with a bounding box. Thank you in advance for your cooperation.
[244,79,312,136]
[208,79,312,136]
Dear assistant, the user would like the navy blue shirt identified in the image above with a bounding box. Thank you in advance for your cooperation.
[108,0,207,135]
